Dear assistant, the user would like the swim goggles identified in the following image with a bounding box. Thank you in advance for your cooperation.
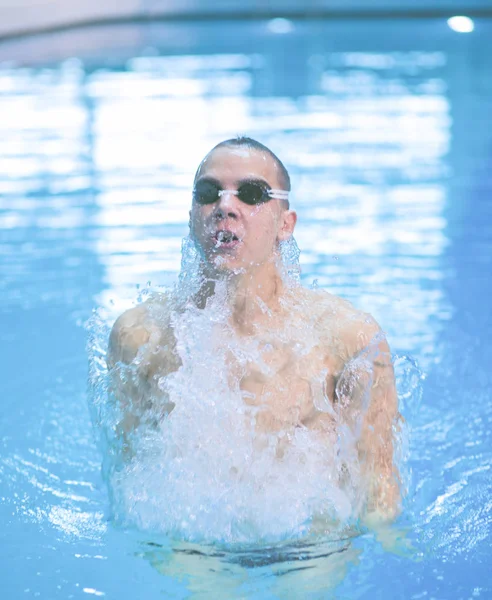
[193,179,289,206]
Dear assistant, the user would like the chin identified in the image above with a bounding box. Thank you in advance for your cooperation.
[206,253,248,277]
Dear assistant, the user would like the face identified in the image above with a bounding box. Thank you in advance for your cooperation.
[190,146,296,275]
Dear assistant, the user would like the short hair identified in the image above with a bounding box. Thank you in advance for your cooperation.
[195,136,291,192]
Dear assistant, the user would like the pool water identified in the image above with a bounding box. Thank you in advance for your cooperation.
[1,17,491,599]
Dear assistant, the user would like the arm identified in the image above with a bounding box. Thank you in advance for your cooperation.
[107,305,175,439]
[107,306,152,368]
[359,331,401,522]
[107,306,155,436]
[337,317,402,523]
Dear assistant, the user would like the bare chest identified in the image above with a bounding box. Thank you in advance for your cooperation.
[230,335,341,433]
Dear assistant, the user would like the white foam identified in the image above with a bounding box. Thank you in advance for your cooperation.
[87,237,414,544]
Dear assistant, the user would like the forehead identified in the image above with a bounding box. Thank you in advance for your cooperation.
[197,146,281,187]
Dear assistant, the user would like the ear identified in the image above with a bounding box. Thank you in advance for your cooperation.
[277,209,297,241]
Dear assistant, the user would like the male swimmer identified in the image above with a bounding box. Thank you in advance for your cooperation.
[107,137,401,528]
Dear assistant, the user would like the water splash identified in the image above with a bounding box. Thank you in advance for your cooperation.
[393,355,424,419]
[176,234,302,298]
[86,236,420,545]
[278,236,301,284]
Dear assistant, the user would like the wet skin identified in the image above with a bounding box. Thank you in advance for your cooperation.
[107,146,401,522]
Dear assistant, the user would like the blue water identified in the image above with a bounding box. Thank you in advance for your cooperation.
[1,17,491,599]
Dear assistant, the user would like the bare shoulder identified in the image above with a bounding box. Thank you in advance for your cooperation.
[107,292,173,367]
[300,287,385,358]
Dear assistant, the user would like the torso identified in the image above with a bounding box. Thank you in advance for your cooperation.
[109,286,392,525]
[231,319,339,434]
[140,287,364,447]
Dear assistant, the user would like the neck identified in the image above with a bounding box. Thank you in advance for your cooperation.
[196,259,285,333]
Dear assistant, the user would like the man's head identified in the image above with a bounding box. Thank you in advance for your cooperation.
[189,137,297,276]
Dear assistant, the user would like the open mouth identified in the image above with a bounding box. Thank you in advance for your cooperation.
[214,230,240,247]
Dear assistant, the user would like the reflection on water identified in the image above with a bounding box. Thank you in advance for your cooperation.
[0,49,451,366]
[4,27,492,597]
[139,536,361,599]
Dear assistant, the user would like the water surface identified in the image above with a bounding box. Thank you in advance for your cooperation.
[1,17,491,599]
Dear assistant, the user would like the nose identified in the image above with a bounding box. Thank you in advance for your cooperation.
[213,190,239,220]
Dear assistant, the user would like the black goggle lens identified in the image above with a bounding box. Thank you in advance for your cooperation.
[192,180,220,205]
[237,182,269,205]
[193,181,270,206]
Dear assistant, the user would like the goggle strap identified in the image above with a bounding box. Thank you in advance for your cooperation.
[268,189,290,200]
[217,189,290,200]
